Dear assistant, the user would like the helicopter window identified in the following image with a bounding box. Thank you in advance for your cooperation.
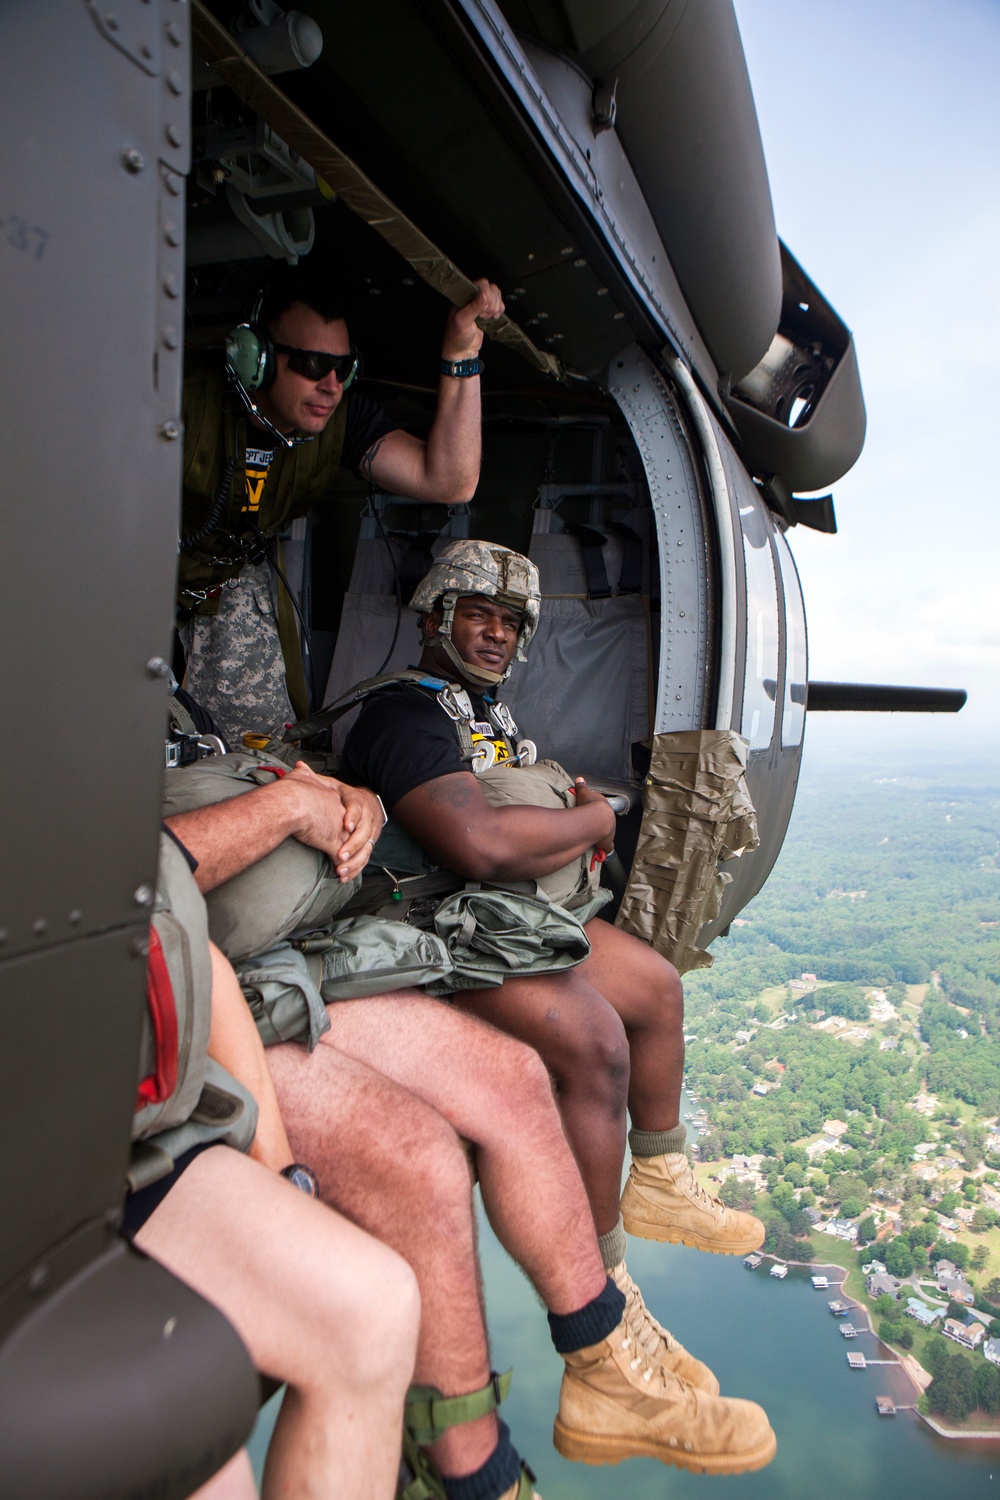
[774,528,807,748]
[738,497,779,750]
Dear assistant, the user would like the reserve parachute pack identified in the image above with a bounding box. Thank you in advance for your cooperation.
[281,670,610,921]
[162,749,361,963]
[130,833,258,1191]
[162,676,609,1051]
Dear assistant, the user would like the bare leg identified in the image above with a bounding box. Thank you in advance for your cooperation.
[581,918,685,1131]
[452,921,684,1234]
[322,991,607,1313]
[136,1147,419,1500]
[454,968,631,1236]
[266,1035,500,1479]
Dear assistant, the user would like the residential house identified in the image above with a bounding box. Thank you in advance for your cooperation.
[913,1093,938,1117]
[824,1120,849,1138]
[867,1272,900,1301]
[939,1275,975,1305]
[956,1206,976,1226]
[880,1037,899,1051]
[984,1339,1000,1367]
[906,1299,942,1327]
[823,1219,858,1242]
[943,1318,986,1351]
[807,1136,842,1160]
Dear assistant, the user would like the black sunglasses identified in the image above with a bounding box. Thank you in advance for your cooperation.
[273,342,359,385]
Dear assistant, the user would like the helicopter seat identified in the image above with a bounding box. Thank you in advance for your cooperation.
[321,499,470,748]
[499,499,653,783]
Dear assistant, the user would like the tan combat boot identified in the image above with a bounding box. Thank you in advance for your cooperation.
[609,1261,719,1395]
[553,1318,776,1475]
[620,1152,765,1255]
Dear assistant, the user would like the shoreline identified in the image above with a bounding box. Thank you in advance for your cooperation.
[755,1253,1000,1442]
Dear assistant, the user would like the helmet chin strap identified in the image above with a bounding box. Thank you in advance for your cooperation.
[439,636,506,688]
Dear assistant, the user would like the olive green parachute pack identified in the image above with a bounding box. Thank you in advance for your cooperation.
[129,833,258,1192]
[162,749,362,963]
[162,673,611,1050]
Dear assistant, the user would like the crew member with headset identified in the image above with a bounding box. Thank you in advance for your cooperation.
[177,270,503,747]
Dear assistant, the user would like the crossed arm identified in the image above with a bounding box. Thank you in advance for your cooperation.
[165,761,385,891]
[394,771,616,883]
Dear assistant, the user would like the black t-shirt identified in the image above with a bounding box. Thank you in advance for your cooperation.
[242,390,396,518]
[343,682,510,810]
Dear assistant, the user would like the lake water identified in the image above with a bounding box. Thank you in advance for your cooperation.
[250,1082,1000,1498]
[475,1219,1000,1500]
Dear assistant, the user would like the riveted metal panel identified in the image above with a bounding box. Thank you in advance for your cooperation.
[0,930,145,1297]
[605,347,712,732]
[0,0,188,958]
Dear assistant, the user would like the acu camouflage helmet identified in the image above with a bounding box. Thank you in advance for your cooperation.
[409,539,541,685]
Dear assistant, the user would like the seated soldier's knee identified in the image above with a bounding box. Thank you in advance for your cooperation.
[560,1002,630,1107]
[367,1251,421,1376]
[417,1126,478,1231]
[324,1243,420,1395]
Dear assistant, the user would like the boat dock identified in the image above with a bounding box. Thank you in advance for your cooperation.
[770,1262,788,1279]
[811,1275,830,1289]
[828,1300,849,1316]
[875,1396,897,1416]
[744,1253,762,1269]
[848,1353,867,1369]
[840,1323,858,1338]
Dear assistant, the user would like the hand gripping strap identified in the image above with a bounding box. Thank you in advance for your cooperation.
[404,1369,512,1445]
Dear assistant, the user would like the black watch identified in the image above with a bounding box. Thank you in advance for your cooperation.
[280,1162,319,1197]
[440,357,484,378]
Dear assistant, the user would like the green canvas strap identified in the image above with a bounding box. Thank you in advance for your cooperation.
[398,1426,446,1500]
[405,1369,512,1445]
[275,669,448,746]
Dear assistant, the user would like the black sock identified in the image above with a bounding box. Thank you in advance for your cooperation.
[547,1277,626,1355]
[441,1419,522,1500]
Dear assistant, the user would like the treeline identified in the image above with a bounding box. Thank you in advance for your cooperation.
[685,1024,921,1159]
[685,762,1000,1114]
[925,1336,1000,1423]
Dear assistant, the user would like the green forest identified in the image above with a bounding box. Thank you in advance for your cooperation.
[678,736,1000,1426]
[685,743,1000,1124]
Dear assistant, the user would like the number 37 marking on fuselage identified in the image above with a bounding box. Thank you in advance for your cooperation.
[1,214,50,260]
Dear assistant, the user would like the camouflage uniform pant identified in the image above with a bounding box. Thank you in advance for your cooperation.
[179,561,294,746]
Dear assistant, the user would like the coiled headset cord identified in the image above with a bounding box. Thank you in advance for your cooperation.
[179,458,235,553]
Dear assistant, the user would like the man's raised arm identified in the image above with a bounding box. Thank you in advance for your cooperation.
[361,279,503,504]
[395,771,616,884]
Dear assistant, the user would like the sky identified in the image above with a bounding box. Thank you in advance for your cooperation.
[734,0,1000,748]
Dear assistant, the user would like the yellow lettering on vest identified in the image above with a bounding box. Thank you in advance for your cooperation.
[243,472,267,513]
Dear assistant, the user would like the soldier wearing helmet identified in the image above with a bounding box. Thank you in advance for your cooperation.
[343,539,767,1276]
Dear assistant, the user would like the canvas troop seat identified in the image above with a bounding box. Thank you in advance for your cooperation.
[500,495,653,782]
[322,491,653,782]
[321,497,470,750]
